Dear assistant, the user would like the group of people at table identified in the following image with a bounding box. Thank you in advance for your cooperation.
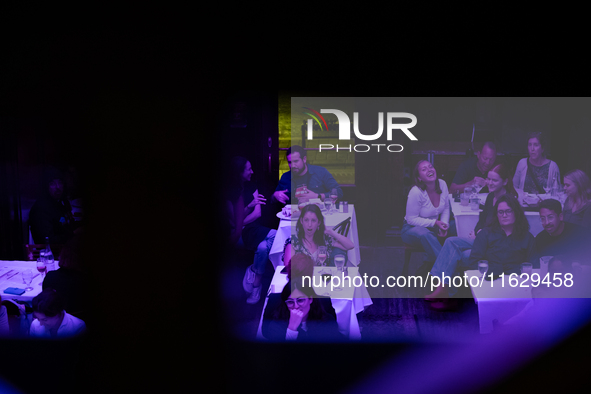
[403,133,591,310]
[1,167,88,339]
[225,132,591,340]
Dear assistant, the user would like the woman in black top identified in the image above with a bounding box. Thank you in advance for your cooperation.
[427,164,517,304]
[262,277,343,342]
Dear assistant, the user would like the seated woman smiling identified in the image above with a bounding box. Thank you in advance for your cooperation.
[401,160,453,264]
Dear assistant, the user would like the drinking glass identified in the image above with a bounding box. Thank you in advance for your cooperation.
[329,189,338,213]
[460,192,470,206]
[317,246,327,266]
[334,254,346,273]
[470,197,480,211]
[521,263,533,276]
[324,198,332,215]
[478,260,488,279]
[22,269,34,292]
[36,258,46,286]
[318,268,331,296]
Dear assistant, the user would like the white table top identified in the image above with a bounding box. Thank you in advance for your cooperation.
[0,261,54,302]
[466,269,539,301]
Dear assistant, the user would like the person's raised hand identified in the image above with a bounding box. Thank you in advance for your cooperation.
[288,308,305,331]
[273,189,289,204]
[473,177,486,187]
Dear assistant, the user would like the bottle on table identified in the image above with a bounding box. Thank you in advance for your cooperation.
[551,176,559,197]
[44,237,55,272]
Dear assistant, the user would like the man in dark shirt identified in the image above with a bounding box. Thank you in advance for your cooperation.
[29,167,77,244]
[450,141,498,195]
[272,145,343,205]
[529,199,590,267]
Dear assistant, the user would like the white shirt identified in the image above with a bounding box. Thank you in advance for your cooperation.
[29,311,86,338]
[404,179,450,227]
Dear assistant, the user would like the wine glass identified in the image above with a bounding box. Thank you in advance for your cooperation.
[478,260,488,279]
[317,246,327,266]
[22,269,34,292]
[330,188,338,213]
[317,268,331,296]
[323,198,332,214]
[332,255,346,291]
[36,258,47,286]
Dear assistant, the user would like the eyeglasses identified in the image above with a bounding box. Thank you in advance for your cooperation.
[497,209,514,217]
[285,297,309,308]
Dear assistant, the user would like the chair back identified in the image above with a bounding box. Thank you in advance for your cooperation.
[24,244,64,261]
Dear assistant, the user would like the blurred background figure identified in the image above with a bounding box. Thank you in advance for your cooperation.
[43,233,89,322]
[230,156,276,305]
[29,289,86,338]
[0,296,8,337]
[563,169,591,228]
[29,166,80,244]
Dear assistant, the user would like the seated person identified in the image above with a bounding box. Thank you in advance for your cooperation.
[272,145,343,206]
[427,195,535,310]
[29,289,86,338]
[562,169,591,228]
[0,296,8,337]
[29,167,77,244]
[232,157,277,305]
[450,141,498,195]
[529,198,591,267]
[263,253,337,340]
[42,233,89,320]
[401,160,452,264]
[262,276,343,341]
[428,163,517,298]
[513,132,560,194]
[291,204,354,266]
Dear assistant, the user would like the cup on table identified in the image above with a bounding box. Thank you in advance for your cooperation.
[470,197,480,211]
[334,254,346,273]
[540,256,552,277]
[478,260,488,278]
[342,201,348,213]
[521,262,533,275]
[460,192,470,206]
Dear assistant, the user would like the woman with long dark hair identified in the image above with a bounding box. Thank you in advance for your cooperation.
[429,195,535,310]
[401,160,452,263]
[292,204,354,266]
[426,163,518,302]
[563,169,591,228]
[227,156,276,304]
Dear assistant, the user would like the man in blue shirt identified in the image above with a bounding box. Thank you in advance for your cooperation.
[272,145,343,205]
